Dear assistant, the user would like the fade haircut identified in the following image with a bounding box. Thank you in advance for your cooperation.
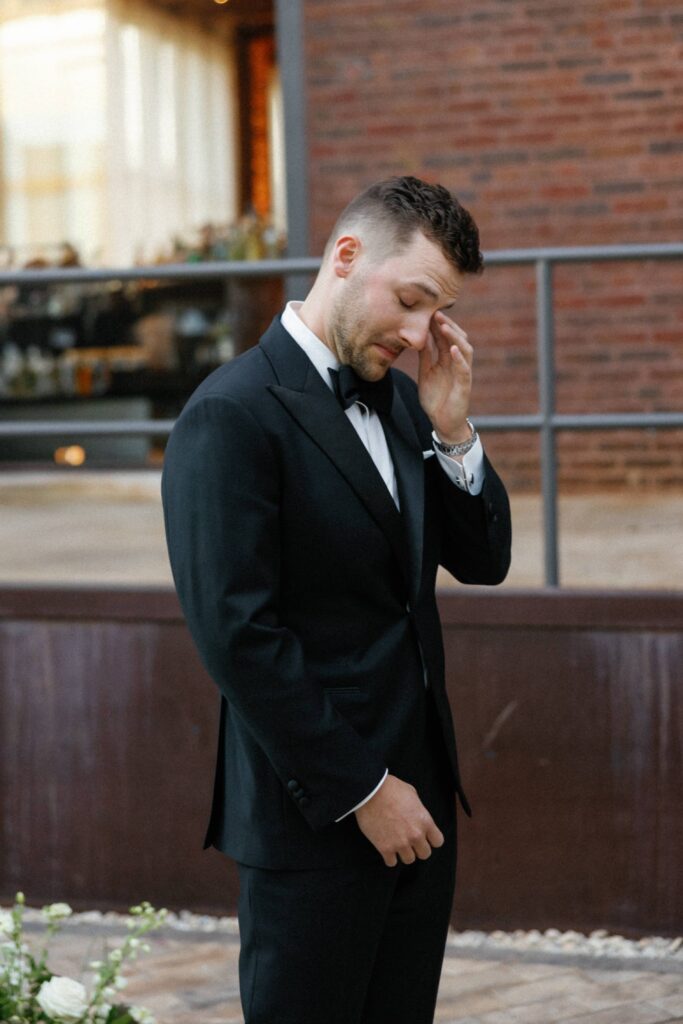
[324,175,484,275]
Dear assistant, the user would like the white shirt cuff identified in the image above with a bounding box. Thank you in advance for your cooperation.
[432,431,485,495]
[334,769,388,822]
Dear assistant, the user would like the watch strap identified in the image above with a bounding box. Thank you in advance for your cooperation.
[433,419,478,457]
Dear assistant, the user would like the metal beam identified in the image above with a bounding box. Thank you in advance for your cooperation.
[0,421,175,438]
[485,241,683,266]
[3,239,681,287]
[274,0,312,302]
[4,412,683,439]
[0,258,321,288]
[536,259,560,587]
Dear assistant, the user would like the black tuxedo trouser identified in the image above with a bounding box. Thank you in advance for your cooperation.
[236,691,457,1024]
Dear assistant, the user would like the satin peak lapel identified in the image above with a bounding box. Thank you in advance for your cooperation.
[380,389,425,605]
[261,322,410,590]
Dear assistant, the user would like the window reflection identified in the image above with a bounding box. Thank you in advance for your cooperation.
[0,0,285,464]
[0,1,238,266]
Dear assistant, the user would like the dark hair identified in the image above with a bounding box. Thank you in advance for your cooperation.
[327,175,483,274]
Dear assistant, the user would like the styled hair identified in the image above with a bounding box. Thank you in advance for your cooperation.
[326,175,483,274]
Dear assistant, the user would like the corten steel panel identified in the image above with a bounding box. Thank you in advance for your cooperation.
[439,594,683,938]
[0,594,235,915]
[1,586,681,936]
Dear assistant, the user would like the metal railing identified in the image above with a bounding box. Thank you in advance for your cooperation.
[2,242,683,586]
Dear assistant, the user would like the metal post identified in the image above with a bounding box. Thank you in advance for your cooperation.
[275,0,312,303]
[536,259,560,586]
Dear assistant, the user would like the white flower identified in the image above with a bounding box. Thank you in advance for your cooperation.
[8,966,24,986]
[0,910,13,936]
[43,902,73,922]
[37,976,88,1022]
[129,1007,155,1023]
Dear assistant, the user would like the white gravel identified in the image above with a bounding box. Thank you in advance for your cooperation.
[445,926,683,962]
[17,907,683,963]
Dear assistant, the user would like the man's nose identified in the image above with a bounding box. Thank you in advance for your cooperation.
[399,316,431,350]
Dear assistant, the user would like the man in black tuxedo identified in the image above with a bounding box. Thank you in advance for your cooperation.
[161,176,511,1024]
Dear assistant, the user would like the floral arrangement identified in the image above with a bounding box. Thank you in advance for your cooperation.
[0,893,167,1024]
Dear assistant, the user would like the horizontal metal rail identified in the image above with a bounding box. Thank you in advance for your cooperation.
[0,258,321,287]
[2,412,682,439]
[484,241,683,265]
[1,242,682,587]
[1,241,682,287]
[0,420,176,437]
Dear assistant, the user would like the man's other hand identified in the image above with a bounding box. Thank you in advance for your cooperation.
[354,774,444,867]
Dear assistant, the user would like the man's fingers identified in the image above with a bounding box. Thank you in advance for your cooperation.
[355,775,445,867]
[431,322,454,368]
[418,336,435,377]
[433,314,473,368]
[434,310,467,341]
[445,329,473,367]
[426,822,445,849]
[413,838,434,861]
[397,845,417,865]
[391,833,437,865]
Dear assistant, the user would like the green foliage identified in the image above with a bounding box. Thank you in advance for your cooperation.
[0,895,166,1024]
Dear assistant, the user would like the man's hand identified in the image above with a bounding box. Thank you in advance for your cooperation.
[417,311,474,445]
[354,774,444,867]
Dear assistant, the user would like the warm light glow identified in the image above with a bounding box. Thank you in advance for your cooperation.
[54,445,86,466]
[247,34,276,218]
[0,6,106,258]
[213,0,230,5]
[0,2,236,265]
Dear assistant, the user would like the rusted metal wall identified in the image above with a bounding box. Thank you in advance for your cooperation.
[1,586,680,935]
[442,593,683,937]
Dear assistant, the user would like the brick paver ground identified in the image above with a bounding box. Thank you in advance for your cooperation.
[38,922,683,1024]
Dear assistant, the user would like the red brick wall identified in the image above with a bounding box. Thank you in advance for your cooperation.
[302,0,683,491]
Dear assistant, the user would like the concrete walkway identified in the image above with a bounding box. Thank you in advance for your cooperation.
[38,919,683,1024]
[1,470,682,589]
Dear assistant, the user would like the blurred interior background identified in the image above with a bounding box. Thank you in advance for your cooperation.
[1,0,681,589]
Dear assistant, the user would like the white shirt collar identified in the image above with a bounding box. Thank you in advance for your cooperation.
[281,301,339,391]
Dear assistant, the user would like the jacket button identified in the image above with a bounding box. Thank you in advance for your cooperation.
[299,796,311,808]
[287,779,299,793]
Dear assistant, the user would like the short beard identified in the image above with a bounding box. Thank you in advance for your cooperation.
[328,274,383,380]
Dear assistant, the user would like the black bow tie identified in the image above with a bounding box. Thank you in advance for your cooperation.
[329,365,394,416]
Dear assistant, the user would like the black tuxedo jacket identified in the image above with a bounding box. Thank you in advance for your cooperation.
[161,317,511,869]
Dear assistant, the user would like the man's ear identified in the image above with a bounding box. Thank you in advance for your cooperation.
[330,234,362,279]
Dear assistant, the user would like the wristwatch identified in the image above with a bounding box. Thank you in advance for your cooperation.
[433,419,478,457]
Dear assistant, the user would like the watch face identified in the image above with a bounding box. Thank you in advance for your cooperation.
[439,435,476,455]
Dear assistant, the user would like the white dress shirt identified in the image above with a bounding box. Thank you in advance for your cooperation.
[280,301,486,819]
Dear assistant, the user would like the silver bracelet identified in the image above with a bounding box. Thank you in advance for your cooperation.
[433,419,478,457]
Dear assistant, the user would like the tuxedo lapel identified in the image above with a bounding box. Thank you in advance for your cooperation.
[380,389,425,607]
[260,321,411,592]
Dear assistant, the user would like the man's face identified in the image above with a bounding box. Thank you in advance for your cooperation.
[327,230,463,381]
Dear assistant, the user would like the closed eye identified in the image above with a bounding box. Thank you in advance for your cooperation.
[398,298,415,310]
